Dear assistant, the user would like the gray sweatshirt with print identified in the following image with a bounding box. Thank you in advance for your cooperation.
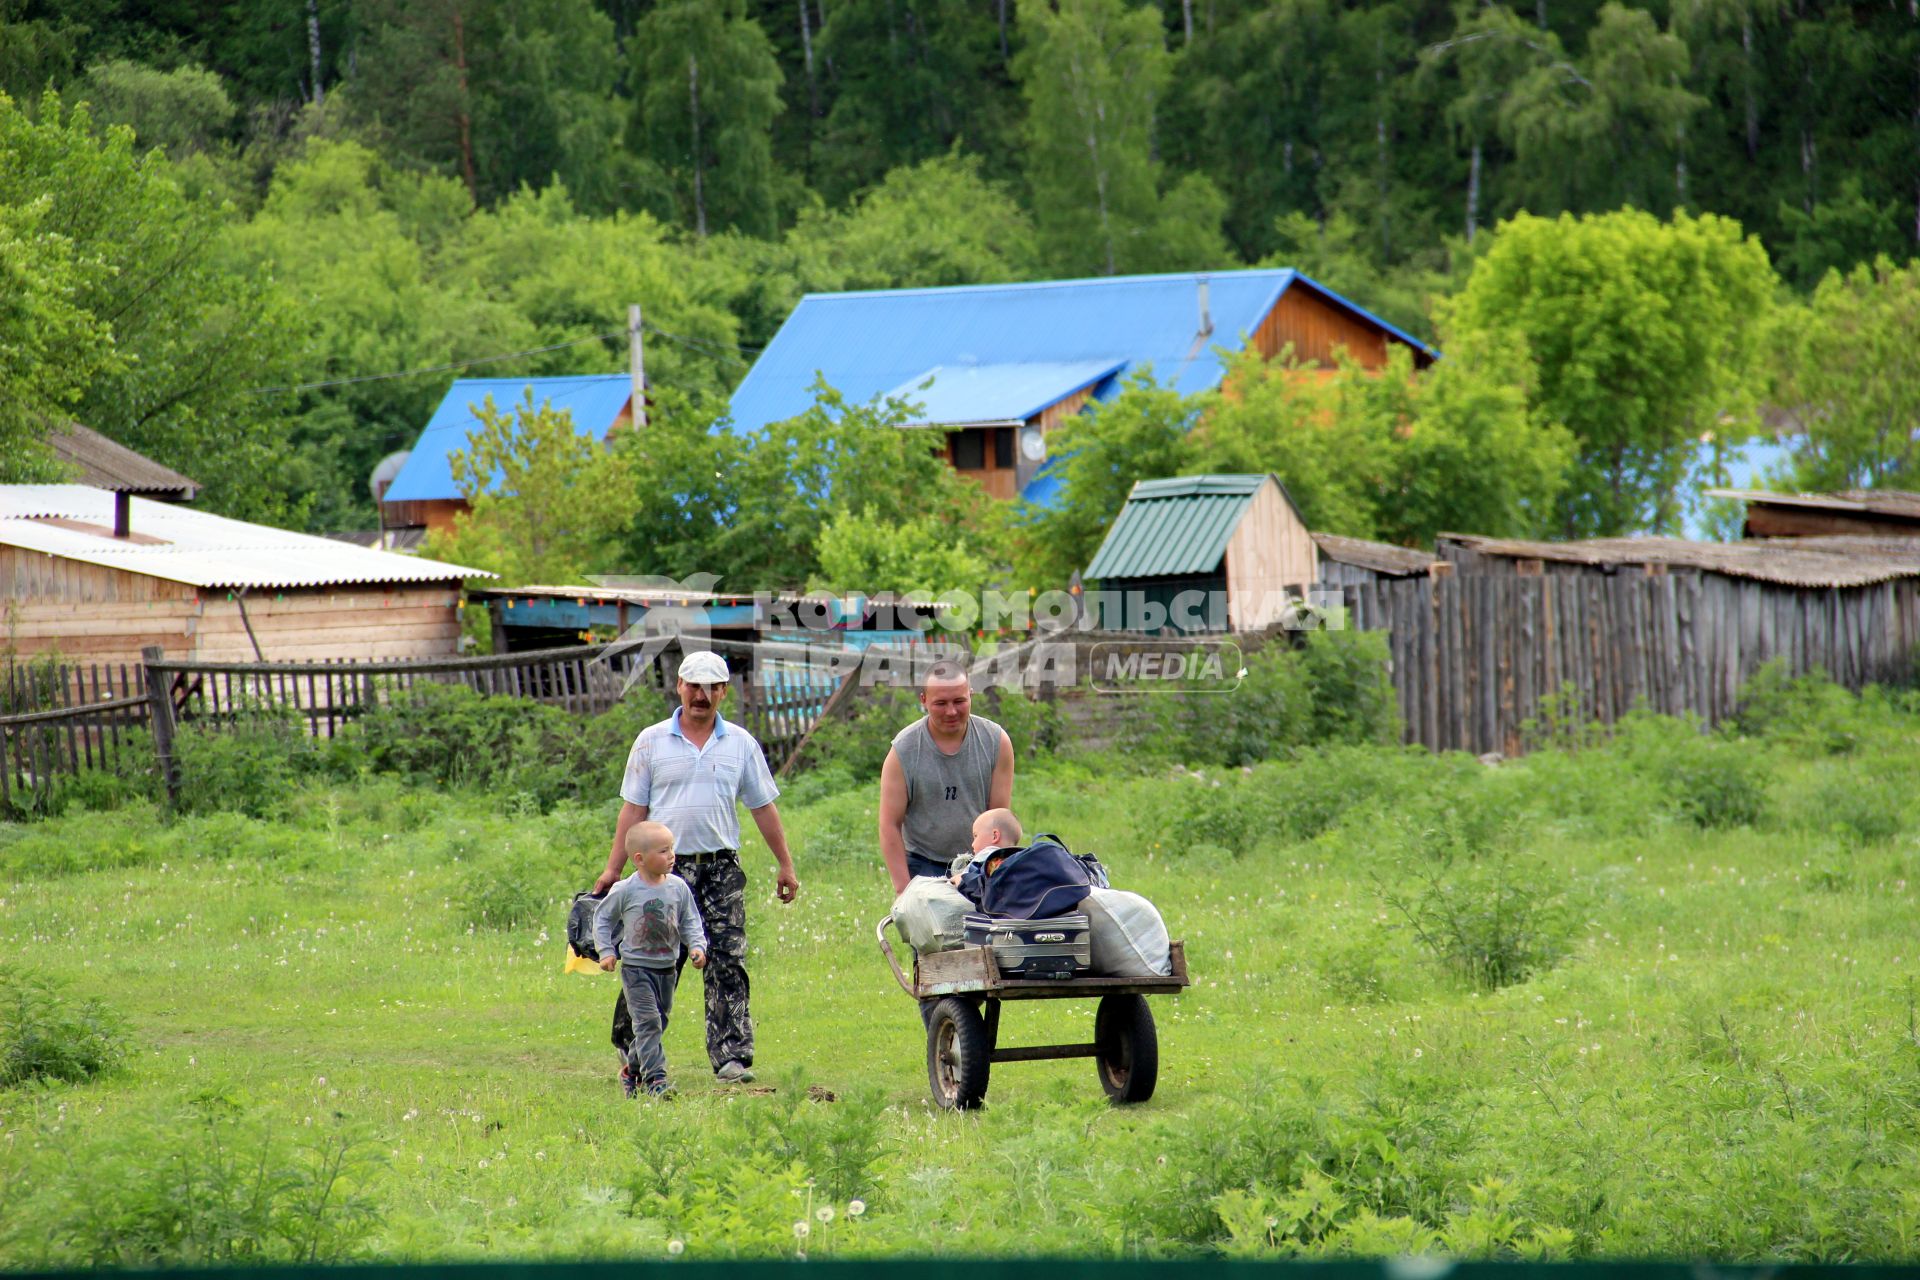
[592,873,707,969]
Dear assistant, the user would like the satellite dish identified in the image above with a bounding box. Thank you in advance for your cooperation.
[370,450,411,504]
[1019,426,1047,463]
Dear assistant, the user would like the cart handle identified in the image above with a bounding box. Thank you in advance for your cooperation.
[874,914,918,996]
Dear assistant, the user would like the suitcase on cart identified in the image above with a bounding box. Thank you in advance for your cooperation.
[963,912,1092,979]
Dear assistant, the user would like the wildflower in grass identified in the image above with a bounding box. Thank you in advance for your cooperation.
[848,1200,865,1217]
[667,1240,684,1256]
[794,1221,811,1239]
[817,1206,834,1223]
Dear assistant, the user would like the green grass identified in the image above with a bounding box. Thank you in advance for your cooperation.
[2,701,1919,1264]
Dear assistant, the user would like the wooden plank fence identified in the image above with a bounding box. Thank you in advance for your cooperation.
[1344,572,1920,756]
[0,660,150,813]
[2,637,858,812]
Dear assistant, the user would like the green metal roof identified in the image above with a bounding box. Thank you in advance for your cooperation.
[1084,474,1272,580]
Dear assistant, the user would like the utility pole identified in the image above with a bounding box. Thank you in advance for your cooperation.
[628,303,648,429]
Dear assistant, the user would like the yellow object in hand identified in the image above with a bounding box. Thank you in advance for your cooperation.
[563,946,603,975]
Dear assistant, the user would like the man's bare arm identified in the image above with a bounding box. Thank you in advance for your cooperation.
[878,747,911,894]
[749,802,800,903]
[595,801,648,893]
[989,727,1014,810]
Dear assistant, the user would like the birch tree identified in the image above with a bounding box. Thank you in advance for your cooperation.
[629,0,784,238]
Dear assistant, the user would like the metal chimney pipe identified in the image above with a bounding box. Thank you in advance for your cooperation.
[1197,274,1214,338]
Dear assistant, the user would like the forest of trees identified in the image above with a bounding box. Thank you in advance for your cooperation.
[1,0,1916,581]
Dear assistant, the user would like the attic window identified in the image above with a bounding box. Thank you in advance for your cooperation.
[31,517,171,546]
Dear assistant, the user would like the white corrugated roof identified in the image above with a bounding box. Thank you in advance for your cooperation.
[0,486,495,589]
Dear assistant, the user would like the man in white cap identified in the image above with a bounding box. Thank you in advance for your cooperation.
[594,650,799,1085]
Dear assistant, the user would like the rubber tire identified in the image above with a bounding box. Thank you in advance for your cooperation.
[926,997,992,1110]
[1094,994,1159,1104]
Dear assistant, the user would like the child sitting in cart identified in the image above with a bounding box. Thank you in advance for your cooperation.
[951,808,1024,905]
[593,821,708,1099]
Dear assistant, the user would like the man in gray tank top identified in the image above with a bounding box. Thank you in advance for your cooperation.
[878,661,1015,893]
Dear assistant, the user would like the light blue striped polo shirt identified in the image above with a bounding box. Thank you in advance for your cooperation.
[619,709,779,853]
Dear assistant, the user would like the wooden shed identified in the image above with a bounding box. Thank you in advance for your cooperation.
[1313,532,1440,590]
[1084,474,1318,632]
[1,485,491,668]
[1705,487,1920,540]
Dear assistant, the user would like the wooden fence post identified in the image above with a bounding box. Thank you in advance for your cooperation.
[141,646,180,803]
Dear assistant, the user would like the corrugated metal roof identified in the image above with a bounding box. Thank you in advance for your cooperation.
[1705,487,1920,521]
[884,360,1125,427]
[725,270,1436,505]
[1440,532,1920,589]
[1085,474,1271,580]
[1312,531,1437,576]
[46,423,199,498]
[0,486,493,588]
[383,375,633,504]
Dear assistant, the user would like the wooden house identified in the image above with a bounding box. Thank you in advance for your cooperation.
[381,375,637,537]
[1,486,491,668]
[1084,474,1318,632]
[725,271,1436,505]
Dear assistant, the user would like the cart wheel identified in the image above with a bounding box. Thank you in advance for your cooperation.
[926,997,991,1110]
[1094,994,1159,1104]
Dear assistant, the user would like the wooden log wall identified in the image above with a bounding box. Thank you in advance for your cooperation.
[1344,571,1920,755]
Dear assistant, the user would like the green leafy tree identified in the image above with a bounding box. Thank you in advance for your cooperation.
[1159,0,1336,262]
[1498,3,1703,215]
[711,152,1041,349]
[0,91,301,520]
[348,0,625,210]
[1444,208,1777,536]
[811,0,1011,204]
[0,198,116,480]
[810,510,991,594]
[1020,371,1202,587]
[70,60,235,161]
[228,139,741,531]
[608,383,986,589]
[1775,257,1920,491]
[628,0,784,238]
[1015,0,1228,276]
[426,390,635,585]
[1386,342,1574,543]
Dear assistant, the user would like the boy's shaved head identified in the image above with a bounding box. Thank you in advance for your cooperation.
[972,807,1022,849]
[625,820,675,857]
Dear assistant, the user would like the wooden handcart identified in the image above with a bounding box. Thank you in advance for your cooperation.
[876,914,1191,1111]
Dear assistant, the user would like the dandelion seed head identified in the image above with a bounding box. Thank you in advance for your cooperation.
[816,1206,834,1223]
[793,1221,811,1238]
[848,1199,866,1217]
[667,1240,685,1256]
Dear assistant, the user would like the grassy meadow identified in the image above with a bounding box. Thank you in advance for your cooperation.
[1,672,1919,1264]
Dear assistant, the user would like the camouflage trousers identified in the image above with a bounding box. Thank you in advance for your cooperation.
[611,850,752,1071]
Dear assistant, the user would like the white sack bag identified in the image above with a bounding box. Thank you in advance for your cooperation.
[1083,887,1173,977]
[892,877,974,955]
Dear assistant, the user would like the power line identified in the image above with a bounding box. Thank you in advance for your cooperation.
[640,318,764,365]
[248,331,624,396]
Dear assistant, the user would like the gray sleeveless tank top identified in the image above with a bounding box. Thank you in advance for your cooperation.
[892,714,1005,863]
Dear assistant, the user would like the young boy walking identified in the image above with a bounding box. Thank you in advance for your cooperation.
[594,821,708,1098]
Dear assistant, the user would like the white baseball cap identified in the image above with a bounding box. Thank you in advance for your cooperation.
[678,651,731,684]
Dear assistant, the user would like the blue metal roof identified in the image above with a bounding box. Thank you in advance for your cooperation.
[883,360,1127,427]
[723,269,1436,505]
[384,375,633,503]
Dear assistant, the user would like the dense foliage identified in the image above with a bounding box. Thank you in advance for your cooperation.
[0,0,1915,560]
